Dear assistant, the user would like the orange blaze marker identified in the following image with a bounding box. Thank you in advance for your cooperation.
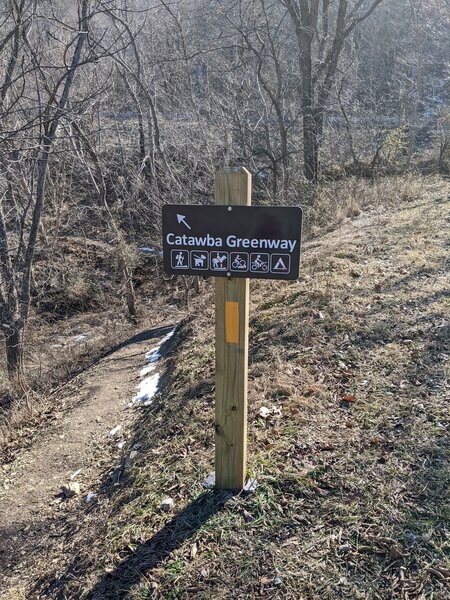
[225,301,239,344]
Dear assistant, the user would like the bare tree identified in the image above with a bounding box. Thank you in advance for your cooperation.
[69,121,137,319]
[282,0,385,182]
[1,0,448,379]
[0,0,114,375]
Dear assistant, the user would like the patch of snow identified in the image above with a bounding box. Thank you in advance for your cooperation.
[144,328,175,362]
[141,331,175,365]
[70,469,82,480]
[129,327,176,408]
[160,497,175,512]
[162,328,175,343]
[140,363,156,377]
[139,247,163,257]
[85,492,97,502]
[145,346,161,363]
[108,425,122,437]
[132,373,160,406]
[72,334,87,343]
[51,333,89,349]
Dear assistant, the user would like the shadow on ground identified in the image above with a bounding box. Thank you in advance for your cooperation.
[86,490,234,599]
[32,489,233,599]
[30,320,214,599]
[103,325,177,357]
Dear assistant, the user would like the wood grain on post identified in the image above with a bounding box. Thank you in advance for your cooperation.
[214,167,251,489]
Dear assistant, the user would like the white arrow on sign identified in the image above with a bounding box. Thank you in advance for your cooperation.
[177,214,191,230]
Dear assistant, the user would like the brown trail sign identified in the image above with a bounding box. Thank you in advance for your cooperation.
[162,205,302,280]
[162,167,303,490]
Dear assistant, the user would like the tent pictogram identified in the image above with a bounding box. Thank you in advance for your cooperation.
[270,254,290,274]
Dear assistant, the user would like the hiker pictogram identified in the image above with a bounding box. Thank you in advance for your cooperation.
[171,249,189,269]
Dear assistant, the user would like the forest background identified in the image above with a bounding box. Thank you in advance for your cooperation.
[0,0,448,402]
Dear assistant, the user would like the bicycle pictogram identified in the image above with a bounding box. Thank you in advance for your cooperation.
[250,253,269,272]
[230,252,249,271]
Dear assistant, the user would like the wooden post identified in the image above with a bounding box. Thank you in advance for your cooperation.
[214,167,251,489]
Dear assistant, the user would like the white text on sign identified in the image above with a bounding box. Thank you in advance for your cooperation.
[166,233,297,253]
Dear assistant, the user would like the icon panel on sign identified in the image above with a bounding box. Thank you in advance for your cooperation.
[210,251,228,271]
[270,253,290,274]
[171,249,189,269]
[190,251,208,270]
[250,253,269,273]
[230,252,249,272]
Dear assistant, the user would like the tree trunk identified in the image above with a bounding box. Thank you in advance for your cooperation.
[303,111,319,183]
[298,19,318,184]
[119,253,137,320]
[302,76,320,183]
[71,121,138,321]
[5,323,22,376]
[285,0,384,184]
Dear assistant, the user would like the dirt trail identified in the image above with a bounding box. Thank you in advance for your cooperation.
[0,324,175,597]
[1,180,449,599]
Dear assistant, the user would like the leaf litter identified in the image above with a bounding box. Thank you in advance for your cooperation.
[19,179,450,599]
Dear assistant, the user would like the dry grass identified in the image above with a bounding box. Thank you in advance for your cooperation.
[306,173,439,237]
[18,174,449,599]
[0,232,190,451]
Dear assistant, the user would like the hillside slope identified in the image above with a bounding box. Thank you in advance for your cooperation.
[1,177,449,599]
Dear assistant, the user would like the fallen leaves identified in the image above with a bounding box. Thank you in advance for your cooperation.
[293,461,317,477]
[108,425,122,438]
[258,406,271,419]
[259,575,282,588]
[258,406,283,420]
[366,535,409,561]
[369,435,384,446]
[190,542,198,560]
[427,565,450,582]
[341,394,357,402]
[61,482,81,498]
[389,544,409,560]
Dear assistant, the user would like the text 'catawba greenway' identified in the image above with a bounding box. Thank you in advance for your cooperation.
[165,233,298,253]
